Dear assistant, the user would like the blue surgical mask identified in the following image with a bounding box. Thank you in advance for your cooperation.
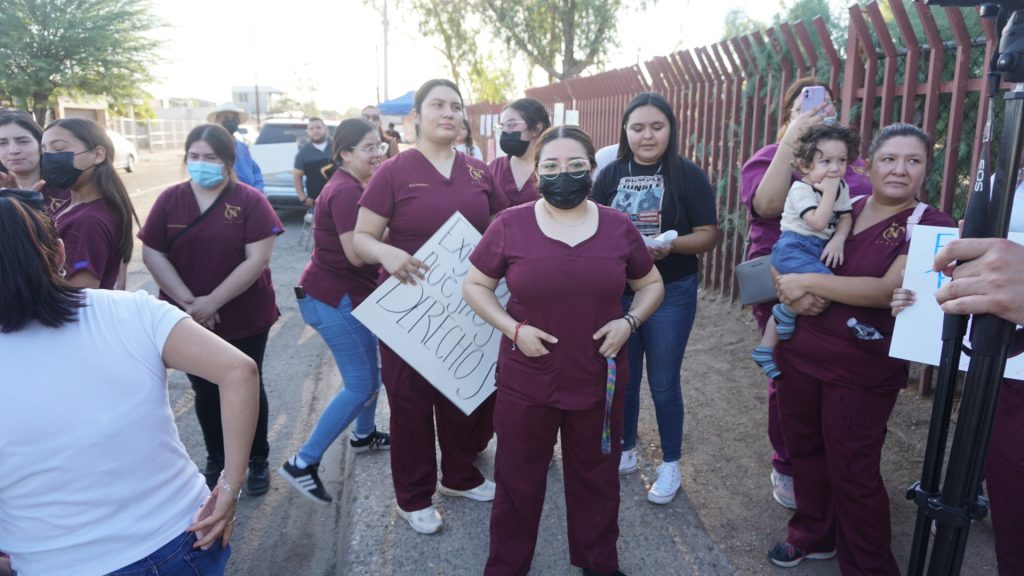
[187,161,225,188]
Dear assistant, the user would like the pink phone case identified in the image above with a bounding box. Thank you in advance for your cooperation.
[191,493,216,550]
[800,86,827,113]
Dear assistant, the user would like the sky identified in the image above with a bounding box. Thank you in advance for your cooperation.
[145,1,794,112]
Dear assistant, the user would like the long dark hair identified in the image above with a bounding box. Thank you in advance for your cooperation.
[505,97,551,136]
[616,92,685,217]
[459,119,475,152]
[323,118,377,177]
[184,123,238,182]
[45,118,139,264]
[0,196,84,332]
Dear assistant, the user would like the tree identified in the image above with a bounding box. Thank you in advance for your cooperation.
[724,8,764,38]
[0,0,161,125]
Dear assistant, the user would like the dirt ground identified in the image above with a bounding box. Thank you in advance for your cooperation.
[666,291,999,574]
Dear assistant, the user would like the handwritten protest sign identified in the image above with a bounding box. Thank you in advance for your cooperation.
[890,225,1024,378]
[353,212,509,415]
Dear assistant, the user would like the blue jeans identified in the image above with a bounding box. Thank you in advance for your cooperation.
[105,531,229,575]
[297,294,381,464]
[770,231,831,275]
[620,273,698,462]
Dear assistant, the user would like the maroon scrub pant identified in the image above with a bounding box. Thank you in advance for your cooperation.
[775,356,901,576]
[380,343,494,512]
[987,379,1024,576]
[753,301,792,476]
[484,389,623,575]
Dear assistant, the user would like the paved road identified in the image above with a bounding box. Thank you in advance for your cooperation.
[124,150,733,575]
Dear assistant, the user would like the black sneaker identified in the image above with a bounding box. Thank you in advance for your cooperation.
[581,569,627,576]
[278,458,332,505]
[767,541,836,568]
[350,429,391,453]
[246,457,271,496]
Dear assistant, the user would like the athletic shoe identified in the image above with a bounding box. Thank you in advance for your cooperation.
[648,461,681,504]
[278,458,332,505]
[767,541,836,567]
[619,448,638,475]
[438,479,496,502]
[246,457,270,496]
[771,470,796,510]
[350,429,391,453]
[397,504,443,534]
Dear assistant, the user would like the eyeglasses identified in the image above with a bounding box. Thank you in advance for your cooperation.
[351,142,389,155]
[494,120,527,132]
[0,187,45,213]
[362,114,381,122]
[536,159,591,180]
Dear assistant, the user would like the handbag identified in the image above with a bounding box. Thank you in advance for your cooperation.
[735,255,776,306]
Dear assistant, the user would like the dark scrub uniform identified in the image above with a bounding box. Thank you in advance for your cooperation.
[41,183,70,217]
[487,155,539,208]
[359,149,508,513]
[988,378,1024,576]
[138,180,284,467]
[775,200,953,575]
[471,203,654,576]
[54,198,123,289]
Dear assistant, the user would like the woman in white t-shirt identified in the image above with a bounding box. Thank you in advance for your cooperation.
[0,192,259,576]
[455,118,484,160]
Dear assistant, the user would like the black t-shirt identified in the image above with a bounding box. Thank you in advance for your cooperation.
[592,155,718,282]
[294,141,333,199]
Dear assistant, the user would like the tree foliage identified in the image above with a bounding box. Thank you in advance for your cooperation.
[0,0,161,124]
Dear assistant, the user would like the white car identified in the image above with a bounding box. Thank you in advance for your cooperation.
[235,125,256,147]
[250,119,338,210]
[106,130,139,173]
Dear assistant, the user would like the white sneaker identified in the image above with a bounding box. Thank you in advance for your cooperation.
[771,470,796,509]
[647,461,681,504]
[619,448,638,475]
[397,504,443,534]
[438,479,496,502]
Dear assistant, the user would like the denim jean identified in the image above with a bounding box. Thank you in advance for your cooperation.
[105,531,230,576]
[620,273,698,462]
[297,294,381,464]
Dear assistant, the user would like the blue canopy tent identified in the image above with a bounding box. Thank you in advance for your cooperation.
[377,90,415,116]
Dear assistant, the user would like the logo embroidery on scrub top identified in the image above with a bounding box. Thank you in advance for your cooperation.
[224,203,241,221]
[881,221,905,244]
[468,165,485,184]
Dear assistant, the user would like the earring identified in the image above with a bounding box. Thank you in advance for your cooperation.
[58,267,66,278]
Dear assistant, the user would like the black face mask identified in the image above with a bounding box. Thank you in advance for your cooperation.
[41,151,87,189]
[499,131,530,157]
[539,172,591,210]
[220,118,240,134]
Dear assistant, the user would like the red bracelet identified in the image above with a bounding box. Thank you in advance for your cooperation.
[512,320,529,351]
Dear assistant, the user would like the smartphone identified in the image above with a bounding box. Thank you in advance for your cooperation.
[799,86,828,114]
[191,493,216,550]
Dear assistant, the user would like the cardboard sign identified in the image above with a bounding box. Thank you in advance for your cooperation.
[353,212,509,415]
[890,225,1024,378]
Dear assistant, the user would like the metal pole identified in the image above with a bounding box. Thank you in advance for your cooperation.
[383,0,389,102]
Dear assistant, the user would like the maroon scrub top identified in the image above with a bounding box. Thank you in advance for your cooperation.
[776,201,954,389]
[742,143,872,260]
[41,183,70,217]
[299,169,380,307]
[487,155,539,207]
[138,181,284,341]
[360,148,508,281]
[470,202,655,410]
[53,198,122,289]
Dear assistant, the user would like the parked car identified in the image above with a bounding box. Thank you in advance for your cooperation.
[250,119,338,210]
[106,130,138,173]
[235,125,256,147]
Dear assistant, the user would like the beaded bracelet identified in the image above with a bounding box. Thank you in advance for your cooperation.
[219,471,243,501]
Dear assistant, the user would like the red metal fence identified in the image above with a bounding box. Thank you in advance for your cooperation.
[468,1,995,305]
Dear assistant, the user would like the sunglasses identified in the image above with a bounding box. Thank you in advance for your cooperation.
[0,187,45,213]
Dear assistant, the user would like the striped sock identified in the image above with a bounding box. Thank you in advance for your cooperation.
[751,346,782,379]
[773,304,798,341]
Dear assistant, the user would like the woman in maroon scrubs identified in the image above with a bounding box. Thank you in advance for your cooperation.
[139,123,283,497]
[0,111,69,216]
[487,97,550,207]
[41,118,138,289]
[767,124,954,572]
[353,79,508,534]
[464,126,664,576]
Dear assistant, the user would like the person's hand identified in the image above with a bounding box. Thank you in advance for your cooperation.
[789,293,829,316]
[303,197,315,208]
[648,244,672,260]
[821,237,845,268]
[380,247,428,285]
[780,102,829,149]
[775,274,809,306]
[187,296,220,327]
[0,171,17,188]
[933,238,1024,325]
[817,175,842,197]
[188,483,239,550]
[593,318,632,358]
[515,325,558,357]
[891,287,916,317]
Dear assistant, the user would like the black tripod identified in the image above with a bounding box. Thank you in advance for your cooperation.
[907,3,1024,575]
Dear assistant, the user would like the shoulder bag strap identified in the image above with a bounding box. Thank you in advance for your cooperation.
[166,183,233,251]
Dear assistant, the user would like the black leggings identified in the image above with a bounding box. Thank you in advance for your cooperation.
[187,330,270,462]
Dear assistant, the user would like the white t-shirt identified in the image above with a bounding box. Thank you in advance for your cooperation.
[455,143,484,161]
[0,290,207,576]
[779,179,853,240]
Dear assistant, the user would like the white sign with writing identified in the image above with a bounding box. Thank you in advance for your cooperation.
[890,225,1024,378]
[353,212,509,415]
